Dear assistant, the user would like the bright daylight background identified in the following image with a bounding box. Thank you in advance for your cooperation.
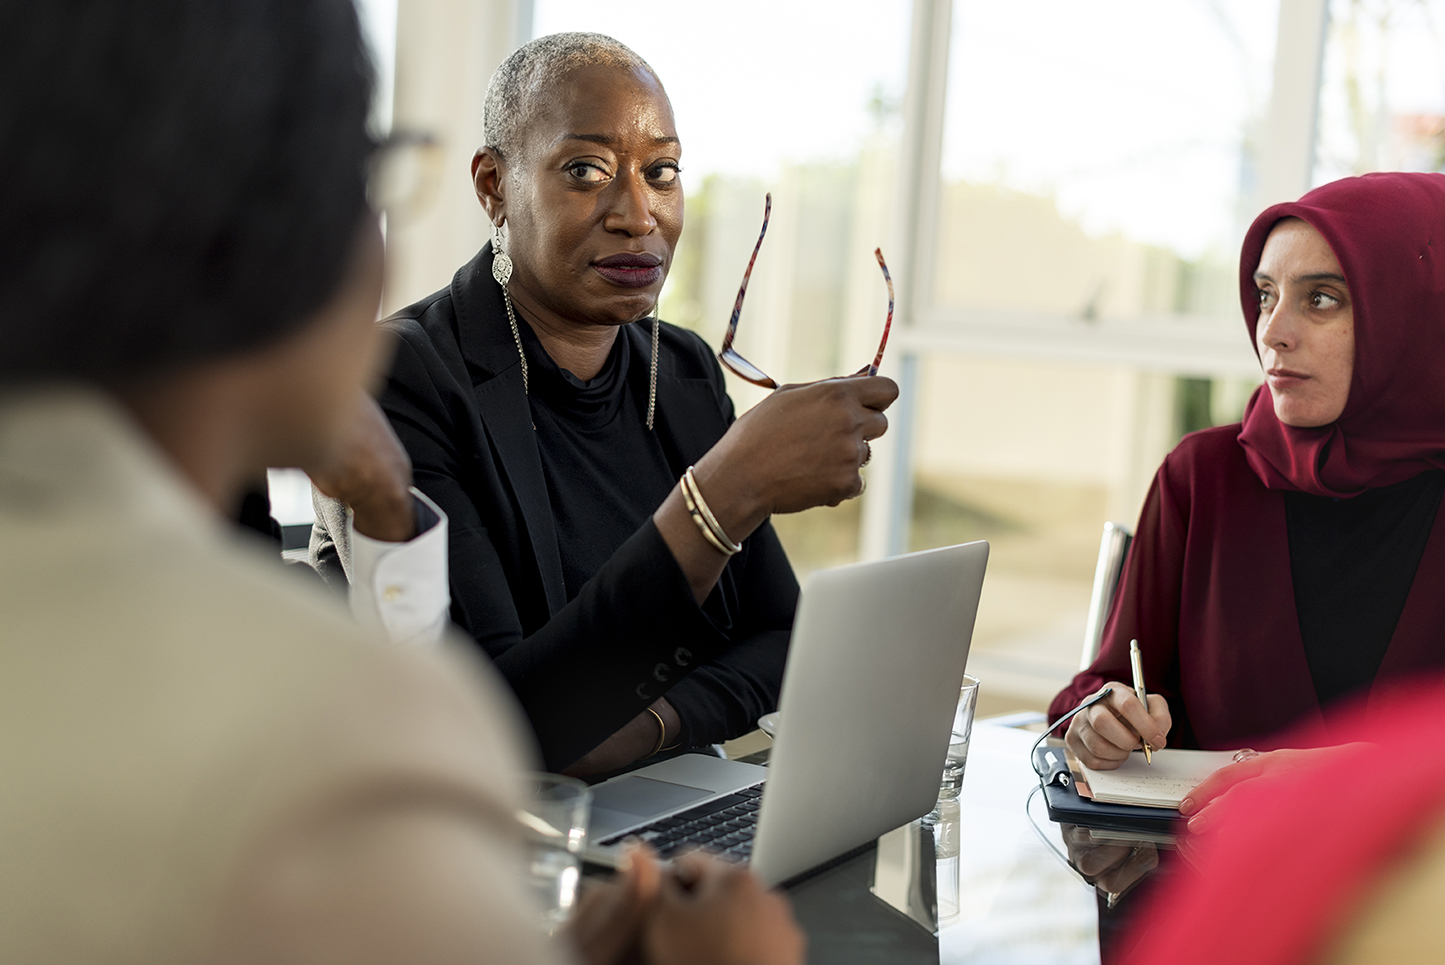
[270,0,1445,718]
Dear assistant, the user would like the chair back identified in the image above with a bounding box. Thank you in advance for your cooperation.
[1080,521,1133,670]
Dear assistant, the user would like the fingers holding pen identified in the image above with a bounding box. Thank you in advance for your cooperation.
[1064,682,1172,770]
[1104,682,1170,752]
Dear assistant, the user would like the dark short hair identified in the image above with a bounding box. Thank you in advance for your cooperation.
[0,0,376,383]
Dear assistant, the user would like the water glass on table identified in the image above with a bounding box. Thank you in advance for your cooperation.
[519,773,592,931]
[939,674,980,798]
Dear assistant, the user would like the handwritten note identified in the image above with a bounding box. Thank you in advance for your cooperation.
[1081,749,1239,809]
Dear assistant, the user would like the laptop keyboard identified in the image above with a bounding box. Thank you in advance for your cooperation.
[598,784,764,862]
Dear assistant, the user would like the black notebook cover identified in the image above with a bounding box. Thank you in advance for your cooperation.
[1034,743,1185,836]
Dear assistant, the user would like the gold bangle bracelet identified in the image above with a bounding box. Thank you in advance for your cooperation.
[645,706,668,758]
[682,466,742,555]
[684,467,741,552]
[680,470,741,557]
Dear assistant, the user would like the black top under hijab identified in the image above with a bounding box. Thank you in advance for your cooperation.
[1286,469,1445,707]
[519,319,678,601]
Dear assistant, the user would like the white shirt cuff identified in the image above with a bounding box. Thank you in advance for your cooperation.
[348,488,450,647]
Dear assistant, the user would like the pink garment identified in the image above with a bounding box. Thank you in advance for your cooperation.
[1121,677,1445,965]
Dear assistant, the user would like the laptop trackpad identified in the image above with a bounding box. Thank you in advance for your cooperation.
[590,777,712,839]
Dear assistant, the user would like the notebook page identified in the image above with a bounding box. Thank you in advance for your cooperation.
[1080,749,1239,808]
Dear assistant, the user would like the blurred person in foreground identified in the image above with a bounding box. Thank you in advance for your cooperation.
[1050,173,1445,823]
[1120,677,1445,965]
[312,32,899,775]
[0,2,801,963]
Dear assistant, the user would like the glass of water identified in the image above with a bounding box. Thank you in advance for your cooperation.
[932,794,962,924]
[519,773,592,931]
[939,674,980,798]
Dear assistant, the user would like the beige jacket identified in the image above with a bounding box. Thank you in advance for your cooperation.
[0,389,566,965]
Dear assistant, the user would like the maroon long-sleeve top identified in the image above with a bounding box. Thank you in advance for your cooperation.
[1049,424,1445,750]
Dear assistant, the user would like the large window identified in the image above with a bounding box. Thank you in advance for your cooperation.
[936,0,1277,321]
[1314,0,1445,185]
[905,0,1279,711]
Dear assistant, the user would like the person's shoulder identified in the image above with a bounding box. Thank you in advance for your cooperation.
[0,526,535,956]
[377,285,478,408]
[382,285,460,359]
[227,544,528,740]
[1169,423,1242,460]
[1160,423,1256,490]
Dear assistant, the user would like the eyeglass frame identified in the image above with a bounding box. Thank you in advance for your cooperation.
[716,192,895,389]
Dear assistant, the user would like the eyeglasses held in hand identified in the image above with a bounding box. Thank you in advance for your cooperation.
[717,193,895,389]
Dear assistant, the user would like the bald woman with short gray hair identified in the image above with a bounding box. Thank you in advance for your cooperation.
[316,32,898,775]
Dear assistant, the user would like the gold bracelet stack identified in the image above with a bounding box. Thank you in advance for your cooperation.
[681,466,742,557]
[645,706,668,757]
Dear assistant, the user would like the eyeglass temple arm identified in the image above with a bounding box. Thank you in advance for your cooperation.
[719,193,772,353]
[866,248,895,377]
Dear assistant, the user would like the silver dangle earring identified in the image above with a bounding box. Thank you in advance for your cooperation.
[492,222,528,396]
[646,315,659,431]
[491,222,512,286]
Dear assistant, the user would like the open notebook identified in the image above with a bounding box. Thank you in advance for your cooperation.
[1080,749,1239,809]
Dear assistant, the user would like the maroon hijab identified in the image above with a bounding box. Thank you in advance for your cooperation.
[1238,172,1445,497]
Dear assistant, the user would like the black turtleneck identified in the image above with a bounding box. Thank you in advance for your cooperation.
[519,319,678,601]
[1286,470,1445,708]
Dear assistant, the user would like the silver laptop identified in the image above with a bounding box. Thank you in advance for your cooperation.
[585,540,989,886]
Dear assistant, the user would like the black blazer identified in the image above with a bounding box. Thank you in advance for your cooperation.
[333,245,797,770]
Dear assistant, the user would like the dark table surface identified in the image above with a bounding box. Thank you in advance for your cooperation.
[636,721,1120,964]
[583,719,1174,963]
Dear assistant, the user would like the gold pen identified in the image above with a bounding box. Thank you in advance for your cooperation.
[1129,638,1153,764]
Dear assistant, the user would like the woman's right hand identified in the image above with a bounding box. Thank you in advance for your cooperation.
[1064,681,1172,770]
[654,375,896,604]
[694,375,898,535]
[570,847,803,965]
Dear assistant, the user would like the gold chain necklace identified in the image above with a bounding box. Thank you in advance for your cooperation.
[492,227,659,430]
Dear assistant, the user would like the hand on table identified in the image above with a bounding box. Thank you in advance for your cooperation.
[568,844,664,965]
[1064,681,1172,770]
[642,851,804,965]
[1178,744,1369,837]
[562,699,680,778]
[567,846,804,965]
[305,392,415,543]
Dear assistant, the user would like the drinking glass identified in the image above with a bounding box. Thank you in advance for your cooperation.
[939,675,980,798]
[932,794,962,924]
[518,773,592,931]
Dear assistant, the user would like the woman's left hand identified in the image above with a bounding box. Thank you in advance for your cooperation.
[1179,744,1368,835]
[306,392,416,542]
[563,698,682,777]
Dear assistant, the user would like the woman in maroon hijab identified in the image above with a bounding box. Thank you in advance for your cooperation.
[1050,172,1445,795]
